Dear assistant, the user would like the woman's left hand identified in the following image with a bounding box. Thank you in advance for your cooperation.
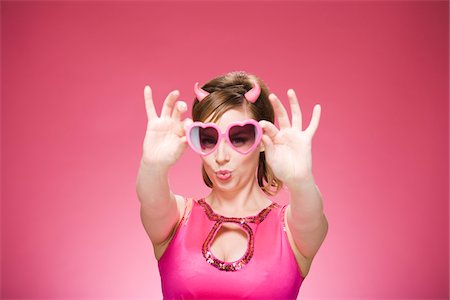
[259,89,321,187]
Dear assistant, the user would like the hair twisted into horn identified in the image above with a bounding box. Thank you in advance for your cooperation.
[193,79,261,103]
[194,82,210,101]
[244,79,261,103]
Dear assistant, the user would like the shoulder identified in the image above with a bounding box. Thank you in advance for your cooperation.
[174,195,195,222]
[282,203,314,278]
[154,195,195,261]
[269,200,286,220]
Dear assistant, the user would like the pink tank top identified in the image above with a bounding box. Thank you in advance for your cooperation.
[158,197,304,299]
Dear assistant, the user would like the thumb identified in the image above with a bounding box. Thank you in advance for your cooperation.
[261,134,274,158]
[180,135,188,145]
[183,118,193,132]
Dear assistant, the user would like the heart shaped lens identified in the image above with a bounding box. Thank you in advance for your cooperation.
[188,126,215,155]
[187,122,260,155]
[228,124,257,152]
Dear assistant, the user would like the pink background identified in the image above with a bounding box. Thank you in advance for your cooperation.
[1,1,448,299]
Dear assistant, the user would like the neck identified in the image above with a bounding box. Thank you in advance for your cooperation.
[206,176,271,216]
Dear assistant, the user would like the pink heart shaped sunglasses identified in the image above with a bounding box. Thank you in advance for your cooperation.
[185,119,263,156]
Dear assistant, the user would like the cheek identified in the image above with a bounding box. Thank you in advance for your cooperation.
[202,158,214,171]
[236,153,260,171]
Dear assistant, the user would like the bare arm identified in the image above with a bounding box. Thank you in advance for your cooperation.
[259,89,327,261]
[136,85,192,249]
[136,159,181,248]
[286,176,328,260]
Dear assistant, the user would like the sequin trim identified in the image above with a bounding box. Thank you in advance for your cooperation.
[182,197,193,225]
[198,198,279,224]
[281,204,288,232]
[198,198,279,272]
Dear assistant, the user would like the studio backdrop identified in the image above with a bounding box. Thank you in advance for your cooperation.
[1,1,448,299]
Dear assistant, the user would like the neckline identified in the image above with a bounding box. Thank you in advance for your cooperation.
[198,198,279,224]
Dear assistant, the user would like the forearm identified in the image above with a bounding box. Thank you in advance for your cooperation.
[286,175,325,227]
[136,158,172,206]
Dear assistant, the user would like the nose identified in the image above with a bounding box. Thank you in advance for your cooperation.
[214,138,230,164]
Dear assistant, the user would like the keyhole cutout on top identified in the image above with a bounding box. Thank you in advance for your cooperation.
[209,222,249,263]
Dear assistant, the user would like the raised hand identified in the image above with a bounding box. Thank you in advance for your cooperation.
[141,85,193,168]
[259,89,321,187]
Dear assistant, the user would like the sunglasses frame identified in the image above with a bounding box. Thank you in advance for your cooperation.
[185,119,263,156]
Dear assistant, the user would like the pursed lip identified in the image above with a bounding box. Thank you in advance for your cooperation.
[216,170,232,175]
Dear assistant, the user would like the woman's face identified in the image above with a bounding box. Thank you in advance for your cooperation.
[202,108,263,191]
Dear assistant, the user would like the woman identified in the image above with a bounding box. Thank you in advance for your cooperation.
[136,71,328,299]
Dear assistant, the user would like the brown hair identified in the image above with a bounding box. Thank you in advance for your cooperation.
[191,70,283,196]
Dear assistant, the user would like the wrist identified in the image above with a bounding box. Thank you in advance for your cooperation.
[140,157,171,174]
[285,174,316,192]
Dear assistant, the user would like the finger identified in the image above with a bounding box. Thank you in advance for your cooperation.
[183,117,193,132]
[180,135,188,145]
[180,118,194,137]
[161,90,180,118]
[261,135,274,158]
[305,104,321,137]
[287,89,302,131]
[259,120,279,141]
[144,85,158,120]
[171,101,187,122]
[172,111,192,137]
[268,93,291,130]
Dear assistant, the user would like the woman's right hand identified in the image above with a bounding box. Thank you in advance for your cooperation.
[141,85,193,168]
